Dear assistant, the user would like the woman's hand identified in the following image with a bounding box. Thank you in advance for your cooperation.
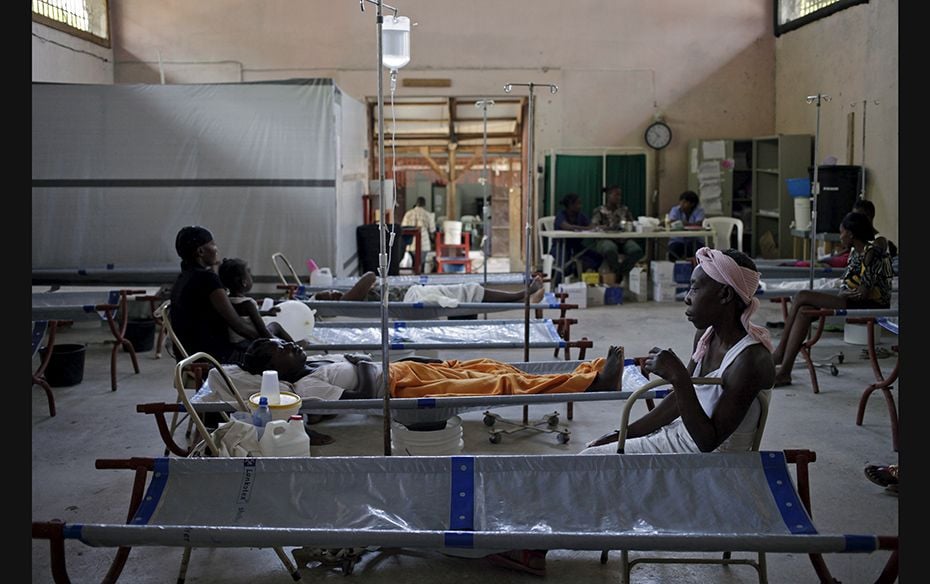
[643,347,689,385]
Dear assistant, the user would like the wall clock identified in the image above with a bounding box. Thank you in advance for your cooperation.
[644,121,672,150]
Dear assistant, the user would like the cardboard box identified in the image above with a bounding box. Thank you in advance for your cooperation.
[652,281,688,302]
[628,266,648,296]
[650,260,676,284]
[599,267,617,286]
[557,281,588,309]
[586,284,606,307]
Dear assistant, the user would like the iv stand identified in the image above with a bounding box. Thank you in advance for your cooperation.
[360,0,401,455]
[475,99,495,290]
[504,82,558,362]
[805,93,830,290]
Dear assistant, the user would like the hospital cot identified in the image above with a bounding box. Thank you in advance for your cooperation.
[31,319,61,417]
[139,351,667,456]
[31,288,155,392]
[32,450,898,583]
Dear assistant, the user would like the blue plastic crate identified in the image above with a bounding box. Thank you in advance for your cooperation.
[786,177,811,197]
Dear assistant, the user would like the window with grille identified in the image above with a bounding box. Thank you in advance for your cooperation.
[33,0,110,47]
[775,0,868,36]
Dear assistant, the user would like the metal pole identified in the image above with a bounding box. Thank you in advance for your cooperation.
[476,99,495,288]
[504,82,557,362]
[375,0,392,456]
[806,93,829,290]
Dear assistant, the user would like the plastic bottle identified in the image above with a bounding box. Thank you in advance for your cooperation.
[259,415,311,457]
[621,359,650,392]
[252,396,272,429]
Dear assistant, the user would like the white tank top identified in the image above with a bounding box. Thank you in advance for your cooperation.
[582,334,770,455]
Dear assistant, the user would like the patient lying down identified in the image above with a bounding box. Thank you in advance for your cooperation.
[204,338,623,403]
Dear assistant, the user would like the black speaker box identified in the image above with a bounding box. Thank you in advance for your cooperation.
[809,165,861,233]
[357,223,403,275]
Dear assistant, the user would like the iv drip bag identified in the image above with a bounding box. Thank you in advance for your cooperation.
[382,15,410,70]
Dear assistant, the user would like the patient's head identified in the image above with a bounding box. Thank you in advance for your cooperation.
[241,338,307,381]
[218,258,252,296]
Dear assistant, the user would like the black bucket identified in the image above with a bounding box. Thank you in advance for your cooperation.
[124,318,156,352]
[40,343,87,387]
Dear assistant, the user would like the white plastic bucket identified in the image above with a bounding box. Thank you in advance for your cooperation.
[794,198,811,231]
[443,220,463,245]
[391,416,464,455]
[258,419,311,456]
[248,391,302,421]
[844,322,881,345]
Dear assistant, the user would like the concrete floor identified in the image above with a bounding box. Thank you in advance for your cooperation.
[31,299,899,583]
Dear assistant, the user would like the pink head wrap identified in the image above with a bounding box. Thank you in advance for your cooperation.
[691,247,773,361]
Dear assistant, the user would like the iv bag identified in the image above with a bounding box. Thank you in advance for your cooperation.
[382,15,410,70]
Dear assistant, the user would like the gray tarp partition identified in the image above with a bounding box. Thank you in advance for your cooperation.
[32,79,367,280]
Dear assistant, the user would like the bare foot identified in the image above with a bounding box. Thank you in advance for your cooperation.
[772,376,792,388]
[586,345,623,392]
[527,275,546,304]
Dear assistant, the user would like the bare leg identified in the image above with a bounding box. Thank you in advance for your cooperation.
[316,272,377,301]
[772,291,847,385]
[481,275,544,302]
[586,345,623,392]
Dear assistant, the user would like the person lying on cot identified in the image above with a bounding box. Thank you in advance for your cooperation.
[204,339,624,404]
[488,247,776,577]
[313,271,547,306]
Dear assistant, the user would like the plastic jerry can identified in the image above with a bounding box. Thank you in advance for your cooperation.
[258,417,311,457]
[309,267,333,288]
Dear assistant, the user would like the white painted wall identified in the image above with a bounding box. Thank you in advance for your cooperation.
[32,1,897,244]
[31,22,113,84]
[775,0,898,243]
[105,0,776,215]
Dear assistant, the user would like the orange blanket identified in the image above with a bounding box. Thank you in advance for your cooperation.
[389,357,607,398]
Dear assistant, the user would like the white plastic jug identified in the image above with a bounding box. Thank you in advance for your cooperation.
[259,418,311,457]
[309,266,333,287]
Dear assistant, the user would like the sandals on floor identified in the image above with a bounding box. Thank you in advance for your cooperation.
[864,464,898,488]
[486,549,547,576]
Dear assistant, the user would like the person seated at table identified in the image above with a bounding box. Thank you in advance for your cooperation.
[666,190,706,261]
[227,338,625,401]
[589,185,645,284]
[553,192,602,278]
[771,212,893,387]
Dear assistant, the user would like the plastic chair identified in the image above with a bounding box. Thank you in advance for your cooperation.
[702,217,744,252]
[537,215,556,257]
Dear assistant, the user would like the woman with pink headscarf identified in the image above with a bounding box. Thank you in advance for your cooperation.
[583,247,775,454]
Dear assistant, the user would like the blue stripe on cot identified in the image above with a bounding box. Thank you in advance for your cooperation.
[416,398,437,409]
[82,304,96,313]
[835,308,848,316]
[78,269,88,275]
[759,451,818,534]
[390,343,405,350]
[843,535,878,552]
[63,524,83,540]
[106,264,114,270]
[418,276,429,284]
[449,456,475,531]
[393,321,407,329]
[444,531,475,548]
[107,290,120,304]
[413,302,425,308]
[129,458,171,525]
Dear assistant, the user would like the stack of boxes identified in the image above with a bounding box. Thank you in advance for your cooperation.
[651,260,692,302]
[627,265,649,302]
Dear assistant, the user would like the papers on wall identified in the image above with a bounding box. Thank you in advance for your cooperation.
[702,140,727,160]
[698,160,723,215]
